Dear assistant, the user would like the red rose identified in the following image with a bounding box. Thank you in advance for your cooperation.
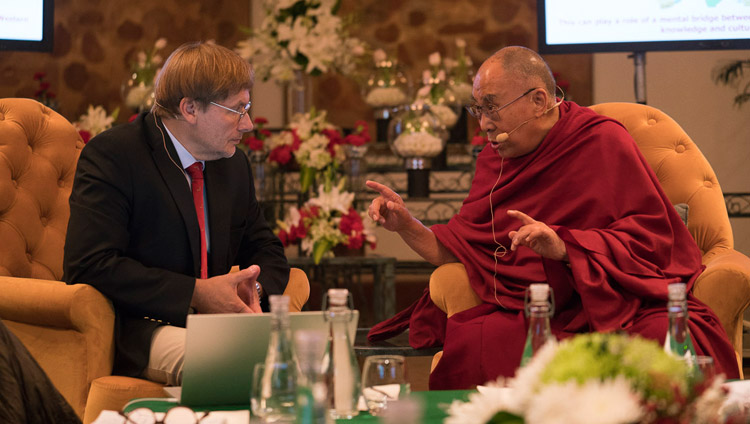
[259,129,272,139]
[33,72,46,81]
[254,117,269,125]
[344,134,367,147]
[277,229,289,246]
[247,136,264,151]
[78,130,92,144]
[269,145,292,165]
[346,235,364,250]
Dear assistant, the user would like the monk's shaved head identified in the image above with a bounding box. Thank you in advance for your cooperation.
[483,46,556,95]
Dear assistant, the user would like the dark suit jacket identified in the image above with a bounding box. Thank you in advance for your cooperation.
[63,112,289,377]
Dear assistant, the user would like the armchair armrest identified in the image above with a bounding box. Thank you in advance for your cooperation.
[429,263,482,318]
[693,248,750,357]
[0,276,115,417]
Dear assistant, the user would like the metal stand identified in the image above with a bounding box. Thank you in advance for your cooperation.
[630,51,647,105]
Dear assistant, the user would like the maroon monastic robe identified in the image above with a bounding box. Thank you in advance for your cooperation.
[369,101,739,389]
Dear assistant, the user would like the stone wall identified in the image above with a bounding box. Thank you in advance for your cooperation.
[318,0,592,128]
[0,0,590,127]
[0,0,250,121]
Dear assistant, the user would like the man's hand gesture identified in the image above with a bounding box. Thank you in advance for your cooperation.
[192,265,262,314]
[366,180,412,232]
[507,210,568,262]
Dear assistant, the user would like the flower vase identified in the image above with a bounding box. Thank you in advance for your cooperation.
[374,107,395,143]
[122,74,155,113]
[406,157,431,199]
[343,145,368,195]
[287,69,312,124]
[332,244,365,257]
[448,108,469,144]
[248,149,271,202]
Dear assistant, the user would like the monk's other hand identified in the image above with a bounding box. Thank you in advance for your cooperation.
[507,209,568,262]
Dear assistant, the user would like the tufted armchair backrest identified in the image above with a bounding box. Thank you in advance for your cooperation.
[0,98,84,280]
[589,102,732,262]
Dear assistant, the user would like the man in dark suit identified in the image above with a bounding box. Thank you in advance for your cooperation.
[63,41,289,385]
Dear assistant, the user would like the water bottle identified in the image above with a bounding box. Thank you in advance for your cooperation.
[521,283,555,366]
[261,295,297,422]
[322,288,360,419]
[663,283,697,364]
[294,330,332,424]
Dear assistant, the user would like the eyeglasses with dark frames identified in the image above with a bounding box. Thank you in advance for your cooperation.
[209,100,252,123]
[466,87,537,121]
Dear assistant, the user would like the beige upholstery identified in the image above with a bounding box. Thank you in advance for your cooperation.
[429,102,750,377]
[0,98,311,422]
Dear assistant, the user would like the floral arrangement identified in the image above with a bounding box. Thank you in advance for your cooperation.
[33,72,58,110]
[415,52,458,128]
[276,179,376,264]
[445,333,731,424]
[235,0,365,84]
[124,38,168,111]
[445,38,474,105]
[364,48,409,109]
[266,108,370,191]
[73,105,119,144]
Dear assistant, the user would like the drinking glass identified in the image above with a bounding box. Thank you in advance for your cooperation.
[250,362,266,418]
[361,355,410,416]
[694,355,716,382]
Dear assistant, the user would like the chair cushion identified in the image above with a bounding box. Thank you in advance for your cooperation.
[83,376,166,424]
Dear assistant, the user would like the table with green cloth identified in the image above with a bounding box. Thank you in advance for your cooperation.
[123,390,472,423]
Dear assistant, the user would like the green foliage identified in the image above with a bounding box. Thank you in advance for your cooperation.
[713,59,750,108]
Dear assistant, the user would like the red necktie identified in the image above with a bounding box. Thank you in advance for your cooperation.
[185,163,208,279]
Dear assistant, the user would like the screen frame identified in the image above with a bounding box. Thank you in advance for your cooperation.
[0,0,55,52]
[537,0,750,54]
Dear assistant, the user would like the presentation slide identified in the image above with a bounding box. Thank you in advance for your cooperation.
[545,0,750,45]
[0,0,44,41]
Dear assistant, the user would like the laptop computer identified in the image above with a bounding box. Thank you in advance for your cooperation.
[168,310,359,407]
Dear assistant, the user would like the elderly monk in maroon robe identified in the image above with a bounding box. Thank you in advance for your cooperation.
[366,46,739,389]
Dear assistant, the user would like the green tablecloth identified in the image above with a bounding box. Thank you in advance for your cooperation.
[124,390,472,423]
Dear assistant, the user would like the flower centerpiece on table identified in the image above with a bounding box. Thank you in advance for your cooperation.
[275,179,376,264]
[235,0,365,84]
[73,105,119,144]
[123,38,168,112]
[364,48,409,109]
[415,51,459,128]
[444,38,474,106]
[445,333,732,424]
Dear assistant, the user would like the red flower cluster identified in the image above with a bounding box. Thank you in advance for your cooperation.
[78,130,92,144]
[33,72,57,107]
[339,207,374,250]
[471,126,488,146]
[277,205,319,247]
[267,119,372,167]
[242,116,273,152]
[343,120,371,147]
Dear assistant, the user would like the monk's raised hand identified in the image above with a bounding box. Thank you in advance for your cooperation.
[366,180,411,232]
[507,209,568,262]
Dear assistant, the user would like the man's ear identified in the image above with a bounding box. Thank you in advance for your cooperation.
[178,98,199,124]
[531,89,550,117]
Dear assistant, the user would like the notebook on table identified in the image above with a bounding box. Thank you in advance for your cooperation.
[165,310,359,407]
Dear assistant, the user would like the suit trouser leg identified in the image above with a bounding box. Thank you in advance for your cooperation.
[141,325,186,386]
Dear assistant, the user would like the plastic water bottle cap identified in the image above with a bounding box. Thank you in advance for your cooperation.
[668,283,687,301]
[269,294,290,312]
[529,284,550,302]
[327,288,349,306]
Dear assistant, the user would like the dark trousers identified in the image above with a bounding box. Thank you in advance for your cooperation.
[0,319,81,424]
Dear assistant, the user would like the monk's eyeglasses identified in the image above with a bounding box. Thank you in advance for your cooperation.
[467,87,537,121]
